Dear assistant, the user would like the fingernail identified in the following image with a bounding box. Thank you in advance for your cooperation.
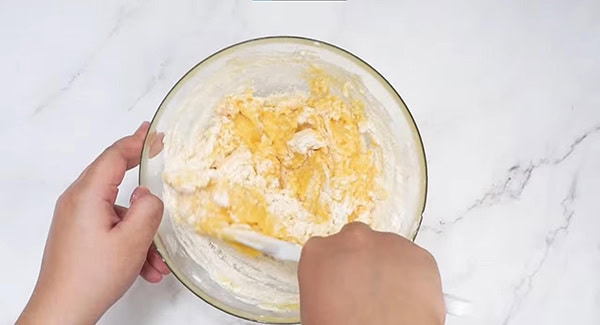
[130,186,150,204]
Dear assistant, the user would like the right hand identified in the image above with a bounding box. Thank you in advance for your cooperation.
[298,222,445,325]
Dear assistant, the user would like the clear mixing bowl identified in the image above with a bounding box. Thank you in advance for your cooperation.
[139,36,427,324]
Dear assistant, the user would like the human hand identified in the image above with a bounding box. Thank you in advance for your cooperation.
[18,122,170,325]
[298,222,445,325]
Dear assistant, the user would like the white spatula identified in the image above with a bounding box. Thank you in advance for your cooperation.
[221,226,303,262]
[221,226,472,316]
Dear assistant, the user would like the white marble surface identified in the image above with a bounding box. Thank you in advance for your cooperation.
[1,0,599,324]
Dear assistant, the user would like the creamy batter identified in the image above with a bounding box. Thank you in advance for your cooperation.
[162,69,404,311]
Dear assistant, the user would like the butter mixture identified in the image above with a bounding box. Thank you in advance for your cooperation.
[158,67,419,312]
[155,49,427,314]
[163,74,385,249]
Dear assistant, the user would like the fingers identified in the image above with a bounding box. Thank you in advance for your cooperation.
[147,247,170,275]
[140,260,163,283]
[339,222,372,242]
[78,122,150,199]
[148,132,165,158]
[114,205,128,217]
[111,205,128,225]
[339,221,372,234]
[301,222,374,265]
[115,186,163,248]
[140,248,169,283]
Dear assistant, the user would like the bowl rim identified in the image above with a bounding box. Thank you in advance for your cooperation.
[139,35,428,324]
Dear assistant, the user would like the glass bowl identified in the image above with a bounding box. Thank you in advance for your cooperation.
[139,36,427,324]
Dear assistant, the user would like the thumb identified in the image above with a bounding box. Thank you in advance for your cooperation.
[116,186,164,247]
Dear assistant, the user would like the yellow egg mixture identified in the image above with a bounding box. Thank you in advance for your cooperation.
[163,72,385,253]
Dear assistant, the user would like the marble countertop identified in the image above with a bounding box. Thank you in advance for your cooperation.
[1,1,599,324]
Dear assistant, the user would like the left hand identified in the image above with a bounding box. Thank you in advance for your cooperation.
[17,122,170,325]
